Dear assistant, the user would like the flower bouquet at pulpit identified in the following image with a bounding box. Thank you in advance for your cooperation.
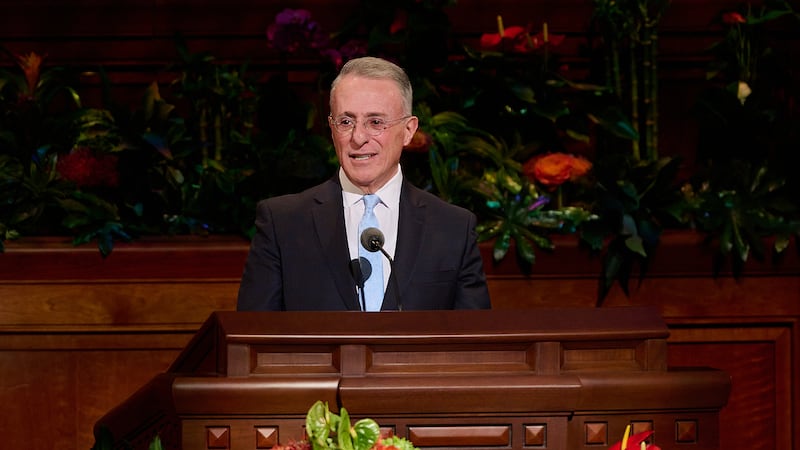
[608,425,661,450]
[271,401,418,450]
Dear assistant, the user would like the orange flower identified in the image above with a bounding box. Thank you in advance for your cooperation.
[568,154,592,180]
[523,153,592,189]
[15,51,46,96]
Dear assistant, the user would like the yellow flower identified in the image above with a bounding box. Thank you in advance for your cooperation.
[737,81,751,105]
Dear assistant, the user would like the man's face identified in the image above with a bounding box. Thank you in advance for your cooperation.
[329,75,418,194]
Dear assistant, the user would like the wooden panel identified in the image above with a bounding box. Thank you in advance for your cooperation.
[0,335,187,450]
[667,324,795,450]
[1,233,798,450]
[94,310,727,450]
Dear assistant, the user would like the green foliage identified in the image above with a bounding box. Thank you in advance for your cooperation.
[584,155,685,302]
[304,400,417,450]
[0,42,336,254]
[682,160,799,275]
[2,1,799,306]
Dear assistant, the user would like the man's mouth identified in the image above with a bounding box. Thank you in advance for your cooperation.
[351,153,376,161]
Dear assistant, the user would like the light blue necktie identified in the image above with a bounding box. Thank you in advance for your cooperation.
[359,194,384,311]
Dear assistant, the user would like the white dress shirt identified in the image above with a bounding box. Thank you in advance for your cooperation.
[340,165,402,293]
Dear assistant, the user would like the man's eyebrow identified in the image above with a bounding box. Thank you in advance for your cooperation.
[333,112,390,119]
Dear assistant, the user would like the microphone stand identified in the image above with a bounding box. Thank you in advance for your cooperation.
[378,248,402,311]
[350,258,369,311]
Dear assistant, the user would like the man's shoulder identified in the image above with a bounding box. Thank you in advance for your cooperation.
[260,178,339,209]
[402,182,475,219]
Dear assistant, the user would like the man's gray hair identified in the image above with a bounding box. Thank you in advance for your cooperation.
[330,57,413,115]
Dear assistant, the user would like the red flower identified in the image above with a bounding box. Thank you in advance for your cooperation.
[390,9,408,35]
[56,147,120,188]
[403,129,433,153]
[722,11,746,25]
[270,439,311,450]
[607,430,661,450]
[480,23,564,53]
[480,25,527,50]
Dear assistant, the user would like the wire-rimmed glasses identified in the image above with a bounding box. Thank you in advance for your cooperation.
[328,114,411,136]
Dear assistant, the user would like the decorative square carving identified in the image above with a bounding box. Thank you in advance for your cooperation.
[206,426,229,449]
[256,427,278,449]
[675,420,698,443]
[632,421,653,435]
[524,424,546,446]
[584,422,607,445]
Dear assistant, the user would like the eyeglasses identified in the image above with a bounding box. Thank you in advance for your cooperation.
[329,114,411,136]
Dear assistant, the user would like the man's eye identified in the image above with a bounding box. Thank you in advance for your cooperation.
[367,118,386,127]
[337,118,354,127]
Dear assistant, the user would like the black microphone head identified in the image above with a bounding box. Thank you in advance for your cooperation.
[360,227,384,252]
[357,256,371,282]
[349,258,364,288]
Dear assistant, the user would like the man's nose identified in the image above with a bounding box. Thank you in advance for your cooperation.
[351,121,370,143]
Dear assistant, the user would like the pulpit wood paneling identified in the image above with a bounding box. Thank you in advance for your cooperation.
[1,233,798,449]
[95,308,730,450]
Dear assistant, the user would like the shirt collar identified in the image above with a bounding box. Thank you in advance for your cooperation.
[340,165,403,209]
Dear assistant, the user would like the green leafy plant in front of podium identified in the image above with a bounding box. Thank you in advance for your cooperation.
[91,401,418,450]
[272,400,418,450]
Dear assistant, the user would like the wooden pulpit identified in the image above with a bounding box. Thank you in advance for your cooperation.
[95,307,730,450]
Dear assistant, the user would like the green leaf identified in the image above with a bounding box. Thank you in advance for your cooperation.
[148,435,164,450]
[493,232,511,261]
[306,401,332,449]
[512,231,536,264]
[337,408,354,450]
[352,418,380,450]
[624,235,647,258]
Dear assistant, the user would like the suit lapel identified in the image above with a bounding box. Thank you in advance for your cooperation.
[383,181,426,310]
[311,179,362,311]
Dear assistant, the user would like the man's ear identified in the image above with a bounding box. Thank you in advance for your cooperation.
[403,116,419,146]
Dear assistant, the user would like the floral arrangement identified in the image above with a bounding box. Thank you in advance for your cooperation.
[2,1,799,304]
[271,401,418,450]
[608,425,660,450]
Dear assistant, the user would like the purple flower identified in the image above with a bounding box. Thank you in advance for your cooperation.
[274,8,312,26]
[266,8,322,53]
[528,195,550,211]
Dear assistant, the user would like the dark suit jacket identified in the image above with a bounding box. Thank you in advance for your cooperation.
[236,177,491,311]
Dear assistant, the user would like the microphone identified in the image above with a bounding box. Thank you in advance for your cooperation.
[359,227,402,311]
[349,257,371,311]
[360,227,384,252]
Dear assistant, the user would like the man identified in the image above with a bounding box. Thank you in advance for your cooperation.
[237,56,490,311]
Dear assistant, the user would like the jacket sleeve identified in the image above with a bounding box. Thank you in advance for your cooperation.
[236,199,285,311]
[454,211,492,309]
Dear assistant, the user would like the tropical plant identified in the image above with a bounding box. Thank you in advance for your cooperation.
[2,1,799,305]
[688,0,800,274]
